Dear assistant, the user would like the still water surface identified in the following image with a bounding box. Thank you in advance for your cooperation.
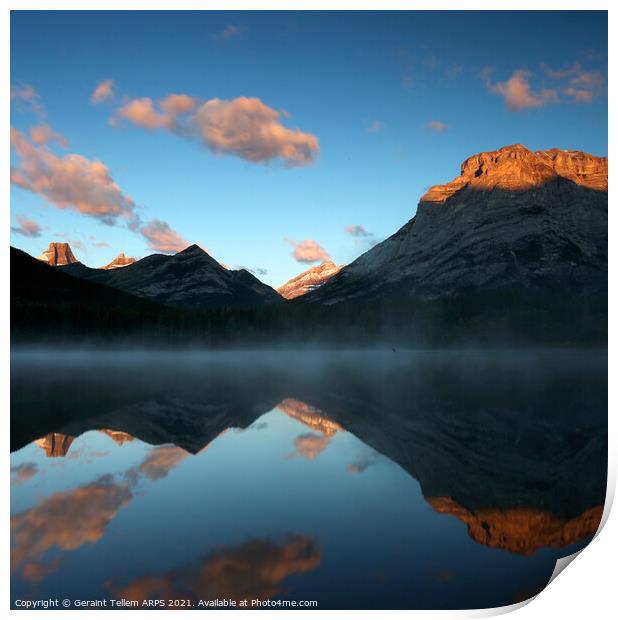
[10,349,607,609]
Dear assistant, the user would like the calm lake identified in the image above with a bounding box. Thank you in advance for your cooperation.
[10,349,607,610]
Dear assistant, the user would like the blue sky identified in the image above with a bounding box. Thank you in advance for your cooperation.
[10,11,608,286]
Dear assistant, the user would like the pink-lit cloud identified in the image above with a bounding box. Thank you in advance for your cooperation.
[91,79,115,104]
[114,94,198,131]
[367,120,384,133]
[11,127,137,225]
[541,62,605,104]
[11,215,43,238]
[114,94,319,167]
[291,433,332,460]
[11,126,188,254]
[286,238,330,264]
[11,476,133,582]
[487,70,558,111]
[484,63,605,110]
[139,445,189,480]
[193,97,318,166]
[140,219,189,254]
[30,123,68,148]
[112,534,320,604]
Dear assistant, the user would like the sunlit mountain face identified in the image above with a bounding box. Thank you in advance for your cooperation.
[10,350,606,609]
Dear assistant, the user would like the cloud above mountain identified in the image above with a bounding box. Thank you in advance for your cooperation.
[11,126,189,254]
[114,94,319,167]
[483,63,605,110]
[286,238,330,263]
[11,127,137,225]
[485,69,558,110]
[140,218,189,253]
[11,215,43,238]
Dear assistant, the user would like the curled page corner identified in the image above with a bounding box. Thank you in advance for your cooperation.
[546,475,615,589]
[548,549,585,586]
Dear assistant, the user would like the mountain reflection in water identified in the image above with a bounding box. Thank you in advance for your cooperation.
[10,349,607,609]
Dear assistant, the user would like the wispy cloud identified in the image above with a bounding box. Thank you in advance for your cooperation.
[30,123,68,148]
[483,63,604,110]
[140,219,189,253]
[11,83,45,118]
[426,120,448,133]
[11,462,38,485]
[209,23,248,42]
[11,215,43,238]
[347,451,380,474]
[541,63,605,103]
[444,63,464,79]
[237,266,269,276]
[401,75,414,91]
[113,94,319,167]
[345,224,371,237]
[113,94,198,130]
[91,79,114,104]
[540,62,581,81]
[286,238,330,264]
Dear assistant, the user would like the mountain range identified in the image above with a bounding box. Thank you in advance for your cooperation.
[11,144,608,345]
[59,244,282,311]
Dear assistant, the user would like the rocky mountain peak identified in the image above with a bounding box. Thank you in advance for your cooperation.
[422,144,608,204]
[36,242,78,266]
[101,253,136,270]
[177,244,207,257]
[277,260,343,300]
[302,144,607,305]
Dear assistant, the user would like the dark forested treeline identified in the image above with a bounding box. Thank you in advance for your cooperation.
[11,247,607,348]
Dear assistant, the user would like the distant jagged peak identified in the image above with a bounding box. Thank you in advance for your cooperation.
[101,252,136,270]
[277,260,343,300]
[36,241,78,266]
[421,144,608,204]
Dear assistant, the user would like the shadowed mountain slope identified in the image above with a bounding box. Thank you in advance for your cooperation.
[303,145,607,304]
[60,244,282,311]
